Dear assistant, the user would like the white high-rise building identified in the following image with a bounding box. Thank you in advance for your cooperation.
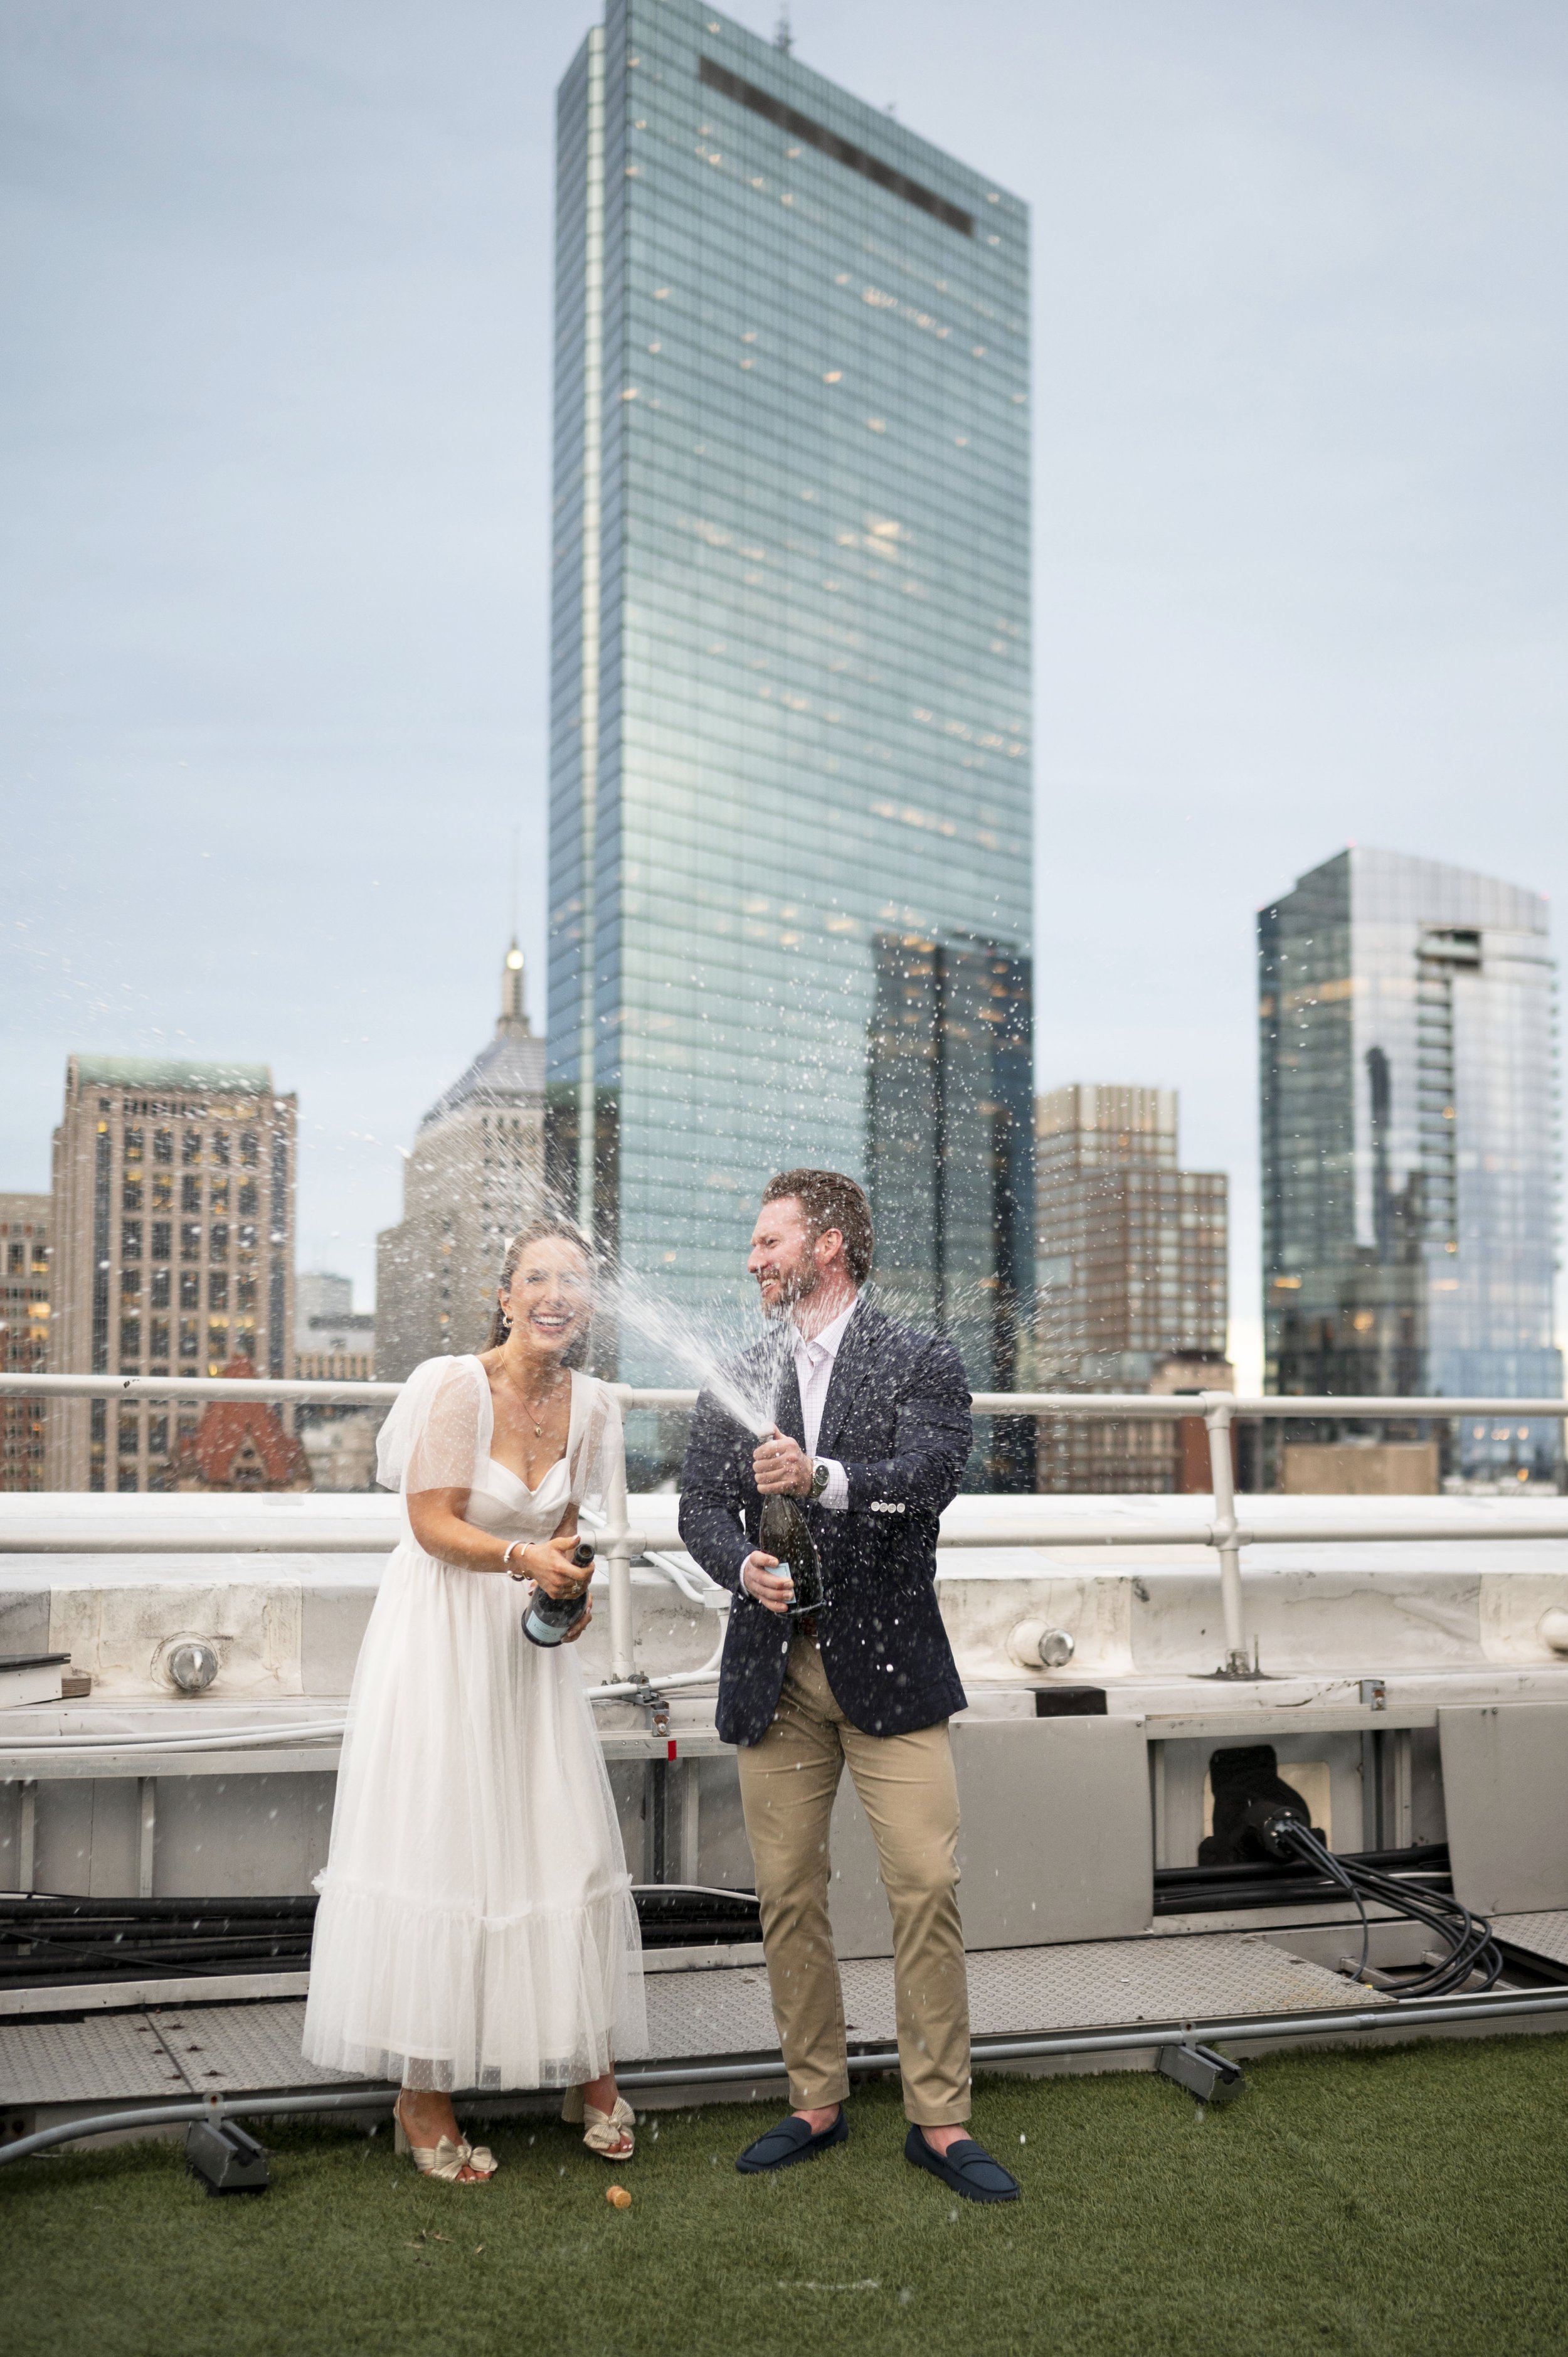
[375,945,547,1381]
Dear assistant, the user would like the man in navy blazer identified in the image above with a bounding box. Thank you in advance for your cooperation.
[678,1169,1020,2205]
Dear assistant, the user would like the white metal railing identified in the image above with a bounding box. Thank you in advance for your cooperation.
[4,1375,1565,1681]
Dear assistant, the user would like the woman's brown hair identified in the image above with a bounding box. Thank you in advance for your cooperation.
[485,1214,598,1351]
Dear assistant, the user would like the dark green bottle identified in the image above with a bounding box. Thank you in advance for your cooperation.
[758,1492,824,1620]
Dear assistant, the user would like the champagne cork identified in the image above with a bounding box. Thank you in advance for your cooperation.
[607,2184,632,2209]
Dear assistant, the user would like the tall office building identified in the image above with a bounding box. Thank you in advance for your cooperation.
[548,2,1031,1347]
[0,1193,50,1492]
[866,932,1032,1449]
[1259,849,1562,1482]
[376,944,547,1380]
[1034,1086,1229,1492]
[45,1058,297,1492]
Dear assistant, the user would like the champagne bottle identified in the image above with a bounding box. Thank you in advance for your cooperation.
[758,1491,824,1619]
[521,1538,595,1650]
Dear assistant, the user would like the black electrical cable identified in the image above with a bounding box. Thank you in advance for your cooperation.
[1262,1814,1503,1999]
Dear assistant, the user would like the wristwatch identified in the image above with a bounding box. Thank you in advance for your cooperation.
[808,1459,831,1501]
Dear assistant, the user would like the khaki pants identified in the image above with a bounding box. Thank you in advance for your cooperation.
[736,1631,971,2125]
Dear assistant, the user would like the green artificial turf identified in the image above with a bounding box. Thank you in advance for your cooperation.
[6,2038,1568,2357]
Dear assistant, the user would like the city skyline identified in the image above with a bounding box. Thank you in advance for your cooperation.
[3,1,1566,1392]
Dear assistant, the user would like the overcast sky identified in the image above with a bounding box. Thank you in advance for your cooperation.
[3,0,1565,1385]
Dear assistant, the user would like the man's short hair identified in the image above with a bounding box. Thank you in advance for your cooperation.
[761,1168,874,1285]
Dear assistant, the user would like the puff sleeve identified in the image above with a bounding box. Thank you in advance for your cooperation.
[376,1357,492,1498]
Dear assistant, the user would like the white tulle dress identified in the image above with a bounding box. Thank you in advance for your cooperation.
[301,1355,646,2092]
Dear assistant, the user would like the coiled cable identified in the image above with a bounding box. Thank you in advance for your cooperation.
[1261,1811,1503,1999]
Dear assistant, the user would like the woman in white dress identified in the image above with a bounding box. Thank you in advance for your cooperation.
[302,1216,646,2183]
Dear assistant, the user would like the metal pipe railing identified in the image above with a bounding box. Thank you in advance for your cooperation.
[4,1982,1568,2169]
[4,1373,1566,1418]
[5,1377,1564,1682]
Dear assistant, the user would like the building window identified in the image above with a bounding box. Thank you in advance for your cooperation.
[180,1223,201,1262]
[269,1133,288,1379]
[151,1267,170,1310]
[152,1221,171,1263]
[150,1318,170,1361]
[154,1128,173,1164]
[152,1173,172,1211]
[207,1318,230,1366]
[209,1270,229,1311]
[179,1318,199,1359]
[119,1318,141,1363]
[7,1242,22,1275]
[210,1221,230,1260]
[213,1130,231,1166]
[211,1179,230,1213]
[121,1267,142,1302]
[182,1175,201,1213]
[183,1130,201,1166]
[235,1324,257,1361]
[236,1272,257,1311]
[238,1181,258,1216]
[122,1220,142,1261]
[92,1126,112,1374]
[122,1179,143,1214]
[148,1415,169,1455]
[124,1127,144,1164]
[180,1270,200,1310]
[240,1132,259,1167]
[117,1467,139,1493]
[238,1222,257,1254]
[119,1418,139,1455]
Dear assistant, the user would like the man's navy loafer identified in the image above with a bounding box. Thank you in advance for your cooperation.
[736,2110,849,2174]
[904,2126,1021,2203]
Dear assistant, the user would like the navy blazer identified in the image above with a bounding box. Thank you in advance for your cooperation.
[677,1299,971,1745]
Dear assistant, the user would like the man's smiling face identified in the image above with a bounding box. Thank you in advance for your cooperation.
[746,1195,818,1317]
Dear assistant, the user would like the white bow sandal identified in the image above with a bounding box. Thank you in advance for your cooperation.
[563,2085,635,2159]
[394,2097,497,2183]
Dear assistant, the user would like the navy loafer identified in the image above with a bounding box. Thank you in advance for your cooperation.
[904,2126,1021,2203]
[736,2109,849,2174]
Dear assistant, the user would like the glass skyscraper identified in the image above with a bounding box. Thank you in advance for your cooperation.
[1259,848,1562,1481]
[548,1,1031,1361]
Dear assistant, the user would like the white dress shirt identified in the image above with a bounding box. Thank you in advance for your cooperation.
[792,1297,857,1511]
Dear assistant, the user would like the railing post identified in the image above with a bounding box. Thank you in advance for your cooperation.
[606,1385,636,1681]
[1204,1397,1249,1677]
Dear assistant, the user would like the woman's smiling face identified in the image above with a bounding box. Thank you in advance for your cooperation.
[500,1237,591,1354]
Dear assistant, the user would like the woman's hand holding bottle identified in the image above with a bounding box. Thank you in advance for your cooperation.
[522,1535,591,1598]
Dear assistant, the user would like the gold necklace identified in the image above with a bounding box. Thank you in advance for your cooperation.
[501,1360,565,1439]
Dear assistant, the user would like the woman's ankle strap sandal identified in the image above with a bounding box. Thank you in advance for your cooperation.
[394,2097,497,2181]
[581,2094,635,2159]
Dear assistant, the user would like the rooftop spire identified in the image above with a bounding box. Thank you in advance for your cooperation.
[774,3,792,53]
[499,938,531,1036]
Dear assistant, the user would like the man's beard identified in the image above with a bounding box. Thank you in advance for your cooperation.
[757,1257,818,1318]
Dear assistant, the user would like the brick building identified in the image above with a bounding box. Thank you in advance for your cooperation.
[45,1057,296,1492]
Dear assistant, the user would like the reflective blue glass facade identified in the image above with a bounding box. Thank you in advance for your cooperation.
[548,1,1031,1351]
[1259,849,1562,1479]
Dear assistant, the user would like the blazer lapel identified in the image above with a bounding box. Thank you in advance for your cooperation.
[816,1300,878,1459]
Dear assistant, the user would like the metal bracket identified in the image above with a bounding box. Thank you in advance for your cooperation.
[185,2111,270,2195]
[1157,2043,1246,2105]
